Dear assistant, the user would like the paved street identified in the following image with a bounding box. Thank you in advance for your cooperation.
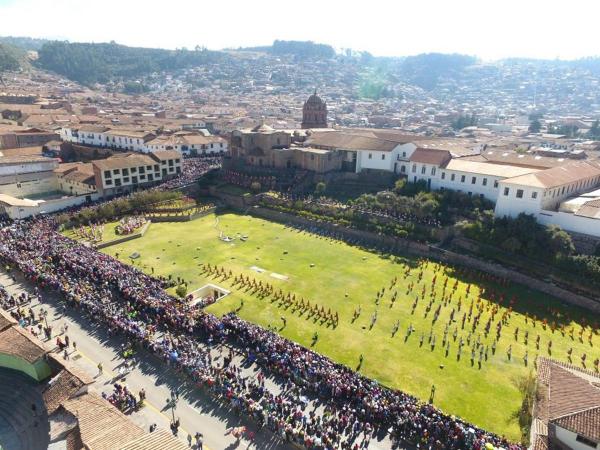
[0,269,288,450]
[0,269,397,450]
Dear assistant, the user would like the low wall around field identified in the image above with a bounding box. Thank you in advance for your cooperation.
[246,206,600,314]
[146,207,216,222]
[95,221,151,249]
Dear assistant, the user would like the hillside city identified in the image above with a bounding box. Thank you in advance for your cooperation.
[0,34,599,450]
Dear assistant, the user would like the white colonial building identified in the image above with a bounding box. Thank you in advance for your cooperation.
[407,147,600,238]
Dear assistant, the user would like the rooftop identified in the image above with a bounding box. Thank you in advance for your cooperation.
[501,161,600,189]
[443,159,540,178]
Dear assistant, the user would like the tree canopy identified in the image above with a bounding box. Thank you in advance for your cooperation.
[36,41,224,85]
[0,43,26,72]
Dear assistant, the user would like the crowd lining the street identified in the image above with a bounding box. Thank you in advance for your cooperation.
[0,217,523,450]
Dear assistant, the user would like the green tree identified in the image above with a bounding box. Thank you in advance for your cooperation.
[528,119,542,133]
[451,113,477,131]
[250,181,261,193]
[502,236,522,253]
[589,120,600,139]
[546,225,575,256]
[175,285,187,298]
[394,178,407,192]
[0,43,24,72]
[314,181,326,195]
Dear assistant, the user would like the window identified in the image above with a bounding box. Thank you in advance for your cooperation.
[421,166,426,174]
[381,154,385,160]
[154,165,159,171]
[131,167,137,173]
[516,189,524,198]
[441,172,446,180]
[123,177,130,183]
[575,435,597,448]
[368,153,372,159]
[532,191,538,199]
[471,177,476,184]
[402,151,406,157]
[431,167,436,175]
[494,180,499,188]
[401,165,406,173]
[104,171,111,178]
[451,174,455,181]
[113,169,120,174]
[105,179,112,185]
[482,178,487,186]
[115,179,122,187]
[412,164,417,173]
[122,168,129,176]
[504,187,510,196]
[461,175,466,183]
[139,166,145,174]
[132,176,138,184]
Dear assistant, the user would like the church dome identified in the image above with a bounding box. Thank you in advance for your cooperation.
[306,92,324,105]
[301,90,328,129]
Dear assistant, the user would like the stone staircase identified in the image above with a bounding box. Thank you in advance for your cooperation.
[0,369,49,450]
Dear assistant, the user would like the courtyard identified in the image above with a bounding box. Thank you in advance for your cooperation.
[97,212,600,441]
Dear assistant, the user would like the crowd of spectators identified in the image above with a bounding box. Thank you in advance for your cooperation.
[272,193,442,228]
[0,216,524,450]
[221,170,276,191]
[159,156,221,190]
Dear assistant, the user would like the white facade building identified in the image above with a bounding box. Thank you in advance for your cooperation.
[406,148,600,238]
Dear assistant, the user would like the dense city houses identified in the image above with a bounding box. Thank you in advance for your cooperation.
[1,36,600,450]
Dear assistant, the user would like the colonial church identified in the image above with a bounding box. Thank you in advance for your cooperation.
[301,90,328,129]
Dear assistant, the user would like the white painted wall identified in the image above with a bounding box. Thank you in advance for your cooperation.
[537,210,600,237]
[555,425,599,450]
[0,160,58,176]
[1,193,101,220]
[408,161,503,202]
[494,182,544,217]
[356,149,393,172]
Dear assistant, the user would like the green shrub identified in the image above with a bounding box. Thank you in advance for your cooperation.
[175,285,188,298]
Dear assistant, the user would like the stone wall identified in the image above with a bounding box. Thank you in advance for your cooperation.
[247,206,600,313]
[95,221,151,249]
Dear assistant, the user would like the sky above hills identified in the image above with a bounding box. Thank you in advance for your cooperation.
[0,0,597,60]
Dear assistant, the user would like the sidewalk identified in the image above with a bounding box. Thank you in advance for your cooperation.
[0,270,289,450]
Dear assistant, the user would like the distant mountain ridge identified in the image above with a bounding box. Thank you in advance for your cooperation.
[237,40,336,59]
[3,36,600,114]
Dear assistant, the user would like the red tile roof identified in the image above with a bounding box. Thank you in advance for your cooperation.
[409,148,452,165]
[0,326,49,363]
[554,406,600,442]
[61,393,145,450]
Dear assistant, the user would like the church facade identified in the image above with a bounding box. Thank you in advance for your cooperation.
[301,91,328,129]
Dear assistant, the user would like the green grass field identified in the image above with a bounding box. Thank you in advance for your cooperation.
[98,212,600,441]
